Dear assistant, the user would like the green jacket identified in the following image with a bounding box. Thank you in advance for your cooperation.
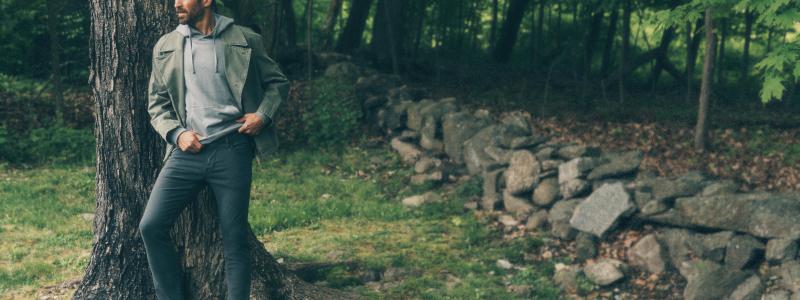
[147,23,289,165]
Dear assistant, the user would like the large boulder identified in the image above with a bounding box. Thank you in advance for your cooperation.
[532,177,560,207]
[587,150,643,180]
[503,150,541,195]
[549,199,581,240]
[681,260,752,300]
[570,182,635,238]
[583,259,626,286]
[481,169,504,211]
[647,192,800,239]
[628,234,667,274]
[323,62,360,82]
[442,110,491,164]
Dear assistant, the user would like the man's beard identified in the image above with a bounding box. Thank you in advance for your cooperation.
[176,8,202,25]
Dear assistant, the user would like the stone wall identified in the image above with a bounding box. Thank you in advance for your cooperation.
[324,58,800,299]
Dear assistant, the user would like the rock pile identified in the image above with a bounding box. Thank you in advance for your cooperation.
[322,56,800,299]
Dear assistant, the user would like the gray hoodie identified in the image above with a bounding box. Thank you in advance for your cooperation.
[167,13,268,146]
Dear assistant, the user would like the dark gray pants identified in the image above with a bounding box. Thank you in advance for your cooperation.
[139,132,255,300]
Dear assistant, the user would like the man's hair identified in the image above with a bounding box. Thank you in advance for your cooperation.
[210,0,218,12]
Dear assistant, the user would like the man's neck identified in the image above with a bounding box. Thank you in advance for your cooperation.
[190,11,215,36]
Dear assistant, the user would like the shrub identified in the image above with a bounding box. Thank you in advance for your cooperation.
[300,76,363,147]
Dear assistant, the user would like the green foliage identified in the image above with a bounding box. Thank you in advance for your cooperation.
[301,76,363,147]
[0,126,95,166]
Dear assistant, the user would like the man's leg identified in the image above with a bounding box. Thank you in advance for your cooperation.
[206,134,255,300]
[139,149,205,300]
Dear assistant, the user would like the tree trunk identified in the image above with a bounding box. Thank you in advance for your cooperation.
[227,0,258,30]
[371,0,405,72]
[600,5,618,76]
[321,0,343,49]
[694,7,715,152]
[490,0,499,46]
[618,0,630,104]
[492,0,531,63]
[582,6,603,79]
[46,0,64,122]
[282,0,298,48]
[715,18,727,84]
[533,0,545,66]
[685,19,703,103]
[741,9,754,83]
[75,1,363,299]
[336,0,374,53]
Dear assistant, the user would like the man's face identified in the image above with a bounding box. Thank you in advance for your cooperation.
[174,0,207,25]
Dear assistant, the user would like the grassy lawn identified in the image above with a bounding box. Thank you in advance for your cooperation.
[0,138,560,299]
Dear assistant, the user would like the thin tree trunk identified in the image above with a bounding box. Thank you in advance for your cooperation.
[582,6,603,79]
[490,0,499,46]
[694,6,715,152]
[336,0,373,53]
[601,5,618,76]
[741,8,754,83]
[46,0,64,122]
[715,18,727,84]
[493,0,531,63]
[282,0,298,47]
[533,0,545,66]
[321,0,343,49]
[685,19,703,103]
[307,0,313,79]
[618,0,630,104]
[75,1,363,299]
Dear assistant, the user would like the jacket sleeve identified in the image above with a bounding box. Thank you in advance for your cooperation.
[250,34,290,122]
[147,44,184,145]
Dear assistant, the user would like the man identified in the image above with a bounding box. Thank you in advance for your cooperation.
[138,0,290,299]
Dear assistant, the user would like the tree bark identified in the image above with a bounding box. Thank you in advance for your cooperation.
[282,0,298,48]
[321,0,343,49]
[336,0,374,53]
[600,5,618,76]
[490,0,499,46]
[492,0,531,63]
[694,6,715,152]
[371,0,405,72]
[75,1,364,299]
[685,19,703,103]
[741,8,754,83]
[618,0,631,104]
[715,18,727,84]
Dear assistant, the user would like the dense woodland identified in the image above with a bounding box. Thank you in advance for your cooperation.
[1,0,799,160]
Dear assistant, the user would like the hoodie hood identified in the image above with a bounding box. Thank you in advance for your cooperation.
[176,13,235,74]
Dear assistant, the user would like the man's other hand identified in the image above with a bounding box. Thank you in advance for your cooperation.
[177,131,203,153]
[236,113,267,136]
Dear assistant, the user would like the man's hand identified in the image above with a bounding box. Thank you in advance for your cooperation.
[236,113,268,136]
[177,131,204,153]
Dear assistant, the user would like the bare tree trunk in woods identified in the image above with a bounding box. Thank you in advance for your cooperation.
[307,0,313,79]
[618,0,630,104]
[600,5,618,76]
[647,26,678,89]
[492,0,531,63]
[533,0,545,66]
[685,19,703,103]
[582,7,603,79]
[336,0,373,53]
[74,1,363,299]
[371,0,404,73]
[46,0,64,122]
[227,0,258,30]
[741,9,754,83]
[694,7,715,152]
[321,0,343,49]
[715,18,727,84]
[490,0,499,46]
[282,0,298,48]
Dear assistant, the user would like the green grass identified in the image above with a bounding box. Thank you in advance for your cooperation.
[0,138,560,299]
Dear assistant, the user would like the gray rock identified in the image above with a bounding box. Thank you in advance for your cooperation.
[498,110,533,136]
[402,192,440,207]
[587,150,643,180]
[557,144,600,159]
[647,192,800,239]
[442,111,491,164]
[406,99,435,130]
[553,264,582,294]
[762,290,791,300]
[532,177,560,207]
[639,199,669,216]
[570,182,635,238]
[323,62,360,81]
[377,100,411,131]
[576,232,598,261]
[504,150,541,195]
[583,259,626,286]
[410,171,446,185]
[629,234,667,274]
[682,260,751,300]
[484,145,513,164]
[502,189,535,214]
[541,159,562,172]
[535,147,556,160]
[778,260,800,293]
[481,169,504,211]
[390,137,422,164]
[414,156,441,174]
[526,210,549,230]
[560,179,591,199]
[657,229,707,274]
[498,214,520,227]
[558,157,596,184]
[549,199,580,240]
[703,231,735,262]
[701,179,739,196]
[725,235,765,270]
[508,135,548,149]
[463,125,500,175]
[419,117,444,152]
[766,238,799,264]
[496,259,514,269]
[637,171,707,202]
[727,275,764,300]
